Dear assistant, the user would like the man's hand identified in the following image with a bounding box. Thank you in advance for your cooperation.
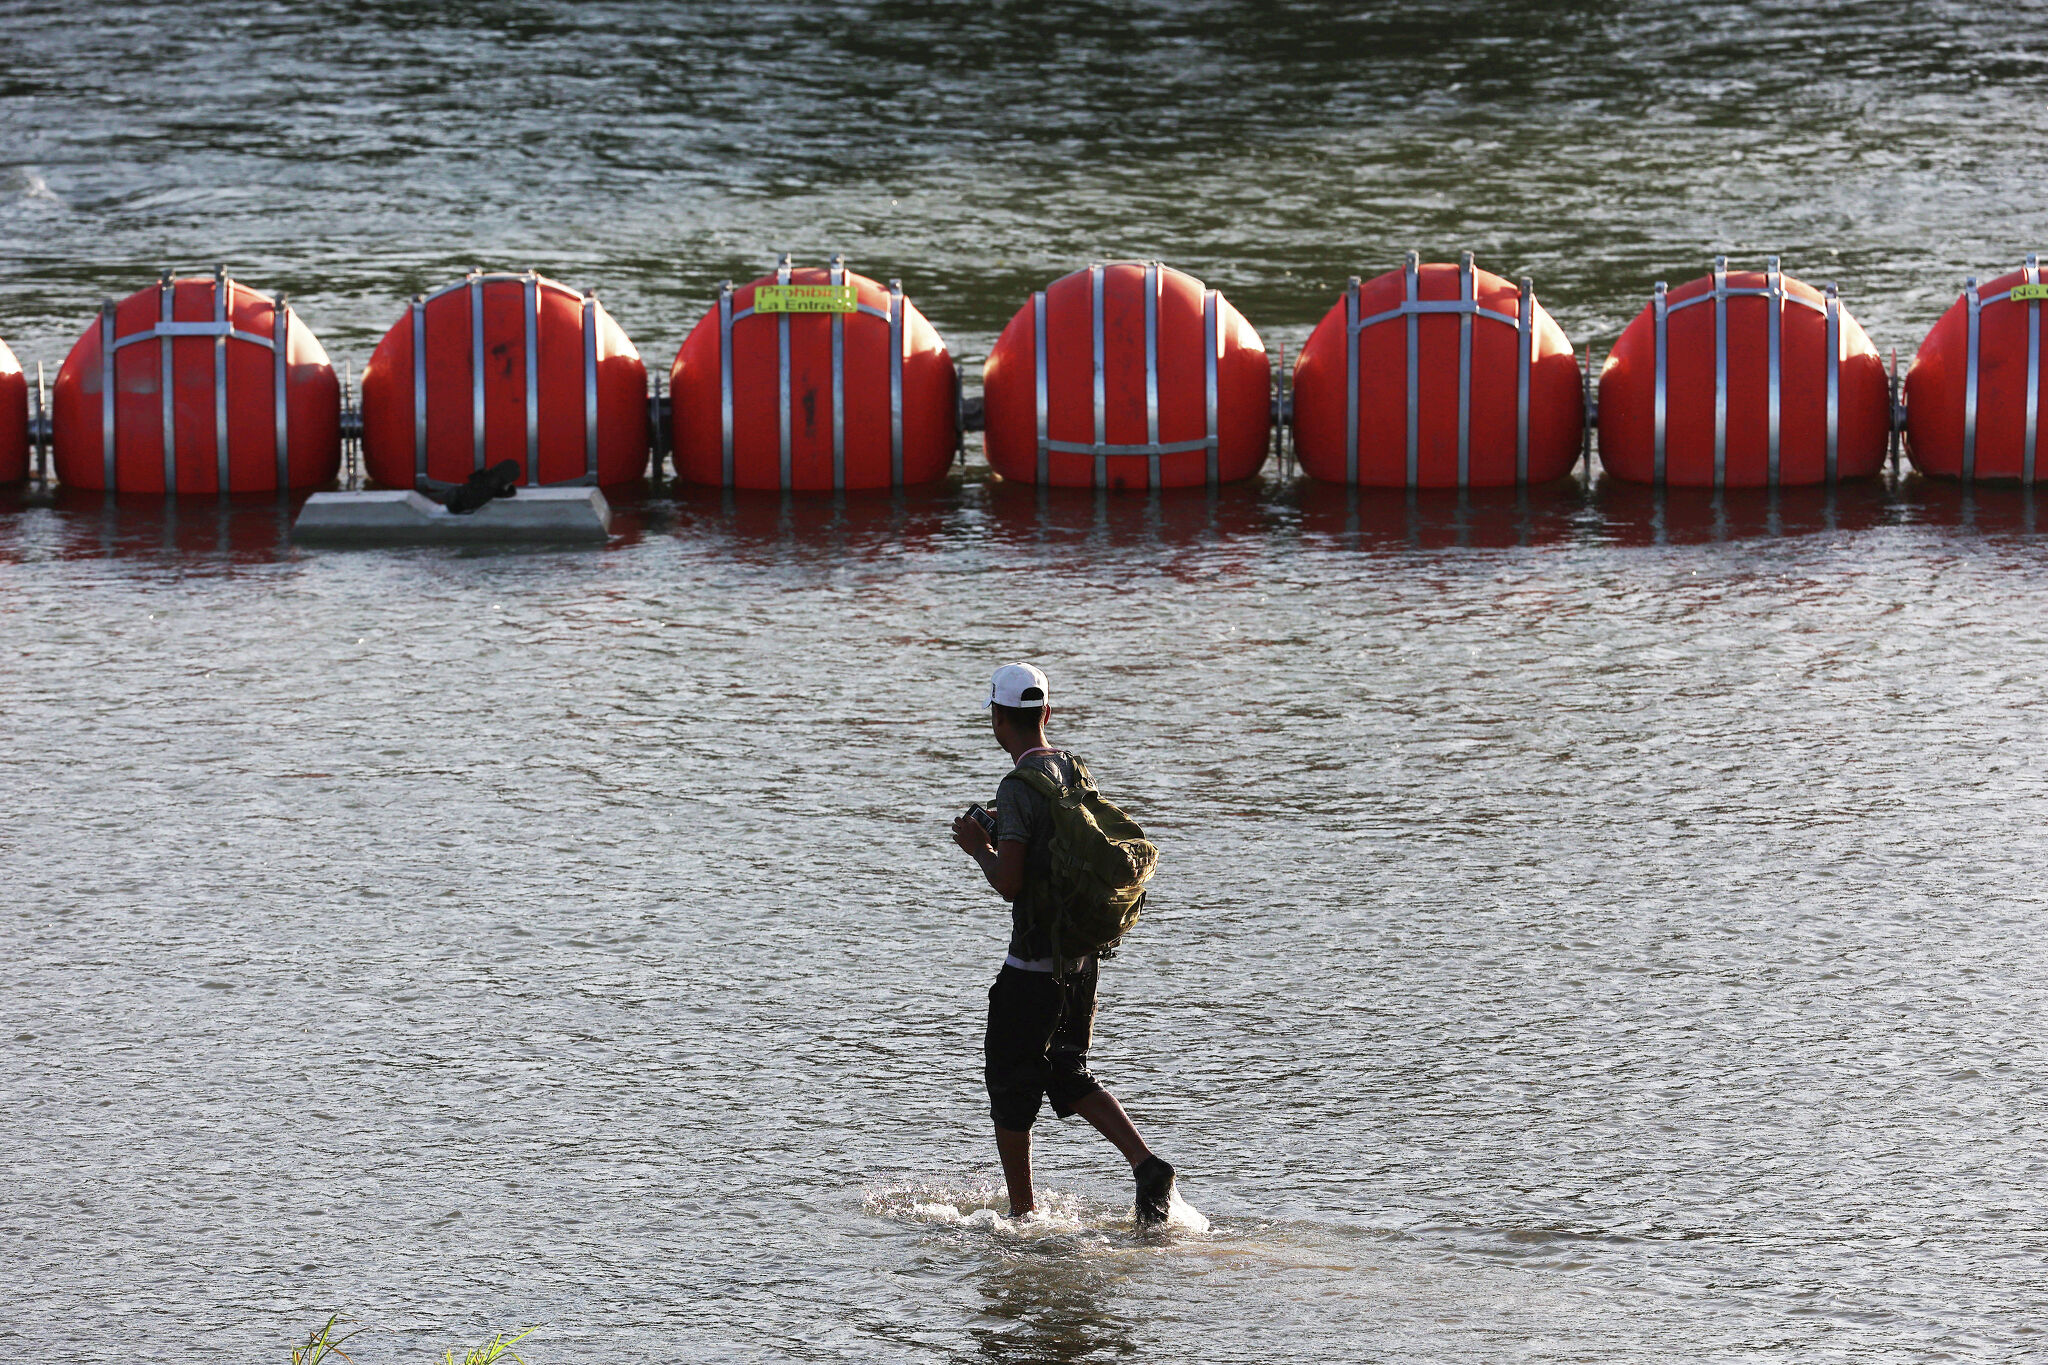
[951,814,993,856]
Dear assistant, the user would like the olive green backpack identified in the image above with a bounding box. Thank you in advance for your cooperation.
[1008,755,1159,971]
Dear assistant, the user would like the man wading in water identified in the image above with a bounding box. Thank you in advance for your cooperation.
[949,663,1177,1225]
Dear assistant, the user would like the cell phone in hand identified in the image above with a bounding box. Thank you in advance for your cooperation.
[965,803,996,839]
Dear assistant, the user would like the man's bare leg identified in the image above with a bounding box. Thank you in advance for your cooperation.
[1075,1090,1177,1225]
[1072,1090,1153,1168]
[995,1125,1035,1215]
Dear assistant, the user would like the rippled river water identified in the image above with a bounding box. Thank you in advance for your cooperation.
[10,4,2048,1363]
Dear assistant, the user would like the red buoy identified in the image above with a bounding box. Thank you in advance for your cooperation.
[0,336,25,484]
[362,270,647,489]
[361,272,648,490]
[981,261,1270,489]
[670,257,957,491]
[1905,257,2048,480]
[1598,258,1889,487]
[50,271,339,493]
[1291,253,1583,487]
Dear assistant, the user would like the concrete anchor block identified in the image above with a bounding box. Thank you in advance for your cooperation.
[292,487,610,546]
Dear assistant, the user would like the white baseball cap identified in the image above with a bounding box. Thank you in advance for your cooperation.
[986,662,1050,709]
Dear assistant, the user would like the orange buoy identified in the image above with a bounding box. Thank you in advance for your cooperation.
[981,261,1270,489]
[1905,256,2048,481]
[1598,257,1889,487]
[50,270,339,493]
[669,257,957,491]
[361,271,648,490]
[0,336,25,483]
[1291,253,1583,487]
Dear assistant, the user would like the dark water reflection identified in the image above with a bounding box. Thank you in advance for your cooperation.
[10,476,2048,567]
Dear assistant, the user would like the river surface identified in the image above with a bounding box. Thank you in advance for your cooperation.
[9,4,2048,1363]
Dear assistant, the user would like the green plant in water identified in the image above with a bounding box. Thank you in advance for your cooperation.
[445,1327,535,1365]
[289,1316,359,1364]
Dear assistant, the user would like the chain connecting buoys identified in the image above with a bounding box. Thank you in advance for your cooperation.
[669,256,957,491]
[981,261,1270,489]
[1291,252,1582,487]
[361,271,648,490]
[1598,257,1889,487]
[1905,255,2048,481]
[0,337,25,483]
[49,270,339,493]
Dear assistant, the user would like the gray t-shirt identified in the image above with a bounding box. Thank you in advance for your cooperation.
[995,749,1078,960]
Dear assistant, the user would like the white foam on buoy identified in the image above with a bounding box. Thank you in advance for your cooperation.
[292,487,610,546]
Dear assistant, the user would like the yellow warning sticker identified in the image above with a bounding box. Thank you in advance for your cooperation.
[2011,283,2048,302]
[754,284,858,314]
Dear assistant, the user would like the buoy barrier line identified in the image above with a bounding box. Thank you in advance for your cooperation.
[1028,261,1225,487]
[1336,252,1543,489]
[86,269,298,493]
[398,270,610,490]
[1646,256,1846,488]
[44,251,2048,497]
[711,255,909,491]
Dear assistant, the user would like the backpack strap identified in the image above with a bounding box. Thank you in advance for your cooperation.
[1005,763,1064,800]
[1007,751,1090,804]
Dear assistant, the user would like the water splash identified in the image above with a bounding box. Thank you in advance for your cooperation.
[865,1182,1210,1239]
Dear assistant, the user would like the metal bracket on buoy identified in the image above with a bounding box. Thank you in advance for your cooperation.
[954,359,966,466]
[28,361,51,483]
[340,358,360,487]
[1888,346,1903,478]
[1269,341,1293,478]
[1581,346,1598,476]
[647,369,670,482]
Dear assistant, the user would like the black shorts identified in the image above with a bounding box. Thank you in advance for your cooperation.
[983,960,1103,1131]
